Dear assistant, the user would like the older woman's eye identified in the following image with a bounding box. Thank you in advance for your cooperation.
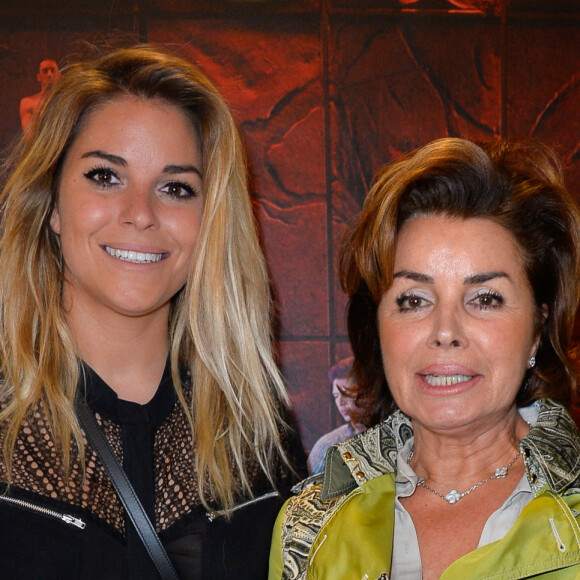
[396,293,428,312]
[84,167,120,188]
[471,291,504,309]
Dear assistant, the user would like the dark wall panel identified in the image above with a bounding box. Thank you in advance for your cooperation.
[148,19,328,343]
[506,22,580,197]
[0,0,578,446]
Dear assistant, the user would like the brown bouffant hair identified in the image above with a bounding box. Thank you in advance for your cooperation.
[340,137,580,426]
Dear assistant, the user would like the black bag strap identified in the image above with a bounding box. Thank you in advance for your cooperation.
[77,401,179,580]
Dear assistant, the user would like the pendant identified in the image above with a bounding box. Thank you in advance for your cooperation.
[444,489,461,504]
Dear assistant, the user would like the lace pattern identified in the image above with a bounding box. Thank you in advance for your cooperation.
[0,402,124,531]
[154,396,200,530]
[1,393,202,534]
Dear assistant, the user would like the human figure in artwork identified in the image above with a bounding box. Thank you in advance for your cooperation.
[19,58,59,132]
[307,357,366,474]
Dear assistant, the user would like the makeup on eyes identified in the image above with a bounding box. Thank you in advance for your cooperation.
[83,166,200,200]
[394,288,505,313]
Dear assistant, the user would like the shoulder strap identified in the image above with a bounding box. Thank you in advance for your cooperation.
[76,402,179,580]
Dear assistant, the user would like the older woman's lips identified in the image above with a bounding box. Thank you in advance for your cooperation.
[422,374,474,387]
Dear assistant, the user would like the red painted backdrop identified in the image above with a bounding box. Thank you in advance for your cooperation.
[0,0,579,451]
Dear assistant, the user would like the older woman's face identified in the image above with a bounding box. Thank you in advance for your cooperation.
[378,215,542,435]
[51,96,204,321]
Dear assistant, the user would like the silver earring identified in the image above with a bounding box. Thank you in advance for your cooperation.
[529,356,536,368]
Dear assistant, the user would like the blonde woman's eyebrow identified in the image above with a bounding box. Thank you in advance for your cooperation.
[80,152,202,179]
[81,150,126,167]
[163,164,202,178]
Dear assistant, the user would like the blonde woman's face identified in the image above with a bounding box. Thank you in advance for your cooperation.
[51,96,204,322]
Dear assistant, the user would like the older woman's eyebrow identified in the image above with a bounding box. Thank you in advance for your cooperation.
[393,271,511,285]
[464,272,510,284]
[393,271,433,283]
[163,164,202,178]
[81,150,126,166]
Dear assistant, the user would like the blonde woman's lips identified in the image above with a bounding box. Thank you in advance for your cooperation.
[104,246,164,264]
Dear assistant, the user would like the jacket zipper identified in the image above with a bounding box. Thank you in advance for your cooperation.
[0,494,86,529]
[206,490,280,522]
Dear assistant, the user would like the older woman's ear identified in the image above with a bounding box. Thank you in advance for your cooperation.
[532,303,549,356]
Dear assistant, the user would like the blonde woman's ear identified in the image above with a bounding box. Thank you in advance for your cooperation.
[50,208,61,234]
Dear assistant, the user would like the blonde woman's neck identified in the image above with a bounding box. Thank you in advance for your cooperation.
[65,298,171,404]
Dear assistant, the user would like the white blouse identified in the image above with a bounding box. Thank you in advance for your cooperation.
[391,405,539,579]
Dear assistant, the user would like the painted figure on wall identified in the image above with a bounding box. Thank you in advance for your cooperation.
[307,357,366,474]
[19,58,59,132]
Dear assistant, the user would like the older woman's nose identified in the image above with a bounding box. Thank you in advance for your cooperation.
[429,304,467,348]
[119,188,159,230]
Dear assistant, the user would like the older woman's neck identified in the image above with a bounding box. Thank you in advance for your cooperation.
[410,409,529,485]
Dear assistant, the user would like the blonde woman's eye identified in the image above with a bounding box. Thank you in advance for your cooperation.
[84,167,120,188]
[161,181,198,200]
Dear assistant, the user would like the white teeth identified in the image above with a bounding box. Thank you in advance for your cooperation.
[105,246,163,264]
[423,374,473,386]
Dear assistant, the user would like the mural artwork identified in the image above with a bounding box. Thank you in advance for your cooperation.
[0,0,578,452]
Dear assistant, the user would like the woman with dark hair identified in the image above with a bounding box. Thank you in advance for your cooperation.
[0,45,303,579]
[270,137,580,579]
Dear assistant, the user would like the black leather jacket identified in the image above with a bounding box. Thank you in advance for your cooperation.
[0,362,305,579]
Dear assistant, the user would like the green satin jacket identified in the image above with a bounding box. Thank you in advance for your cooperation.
[269,399,580,580]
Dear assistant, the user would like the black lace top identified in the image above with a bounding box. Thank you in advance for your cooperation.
[0,361,304,579]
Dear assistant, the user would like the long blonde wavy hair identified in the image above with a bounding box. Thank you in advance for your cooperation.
[0,45,289,510]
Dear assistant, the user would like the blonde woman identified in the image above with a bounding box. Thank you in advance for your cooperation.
[0,46,302,580]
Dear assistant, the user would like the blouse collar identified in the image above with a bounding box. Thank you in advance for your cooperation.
[81,357,177,429]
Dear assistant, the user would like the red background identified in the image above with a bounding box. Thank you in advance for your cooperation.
[0,0,579,451]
